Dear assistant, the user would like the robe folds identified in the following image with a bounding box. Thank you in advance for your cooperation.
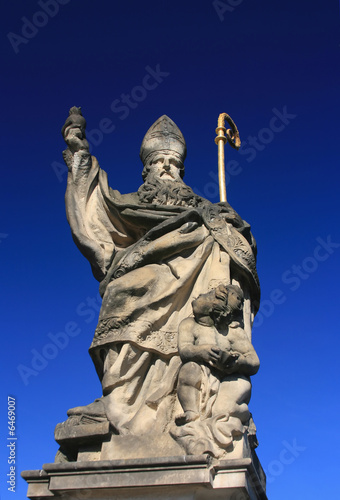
[65,151,260,434]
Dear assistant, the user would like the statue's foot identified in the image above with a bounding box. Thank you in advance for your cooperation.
[67,398,106,419]
[175,411,199,426]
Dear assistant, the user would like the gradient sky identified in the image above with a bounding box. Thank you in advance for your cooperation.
[1,1,340,498]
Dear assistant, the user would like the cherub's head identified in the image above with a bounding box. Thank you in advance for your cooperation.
[224,285,244,314]
[192,284,244,326]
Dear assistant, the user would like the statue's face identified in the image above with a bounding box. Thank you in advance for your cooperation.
[227,288,243,312]
[147,153,182,182]
[193,291,227,325]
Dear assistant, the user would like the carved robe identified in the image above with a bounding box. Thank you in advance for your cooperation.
[65,150,260,436]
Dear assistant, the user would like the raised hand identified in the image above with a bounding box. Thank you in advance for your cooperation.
[61,106,89,154]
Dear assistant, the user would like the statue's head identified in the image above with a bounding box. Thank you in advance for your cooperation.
[137,115,200,207]
[140,115,186,181]
[224,285,244,314]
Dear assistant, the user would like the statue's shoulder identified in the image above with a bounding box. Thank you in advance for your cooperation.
[179,316,196,330]
[228,322,252,348]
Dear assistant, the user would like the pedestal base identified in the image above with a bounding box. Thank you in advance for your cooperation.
[22,454,267,500]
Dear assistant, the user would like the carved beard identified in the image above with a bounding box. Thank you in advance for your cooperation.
[137,174,201,207]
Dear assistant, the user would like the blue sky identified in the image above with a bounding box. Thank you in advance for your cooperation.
[1,0,340,498]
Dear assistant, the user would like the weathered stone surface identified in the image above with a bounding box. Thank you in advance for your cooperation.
[53,108,261,463]
[22,453,267,499]
[101,433,184,460]
[23,108,266,499]
[172,284,259,457]
[55,421,110,445]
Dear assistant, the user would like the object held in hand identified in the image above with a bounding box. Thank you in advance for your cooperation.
[61,106,87,138]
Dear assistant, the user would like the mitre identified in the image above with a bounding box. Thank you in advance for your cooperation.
[140,115,187,164]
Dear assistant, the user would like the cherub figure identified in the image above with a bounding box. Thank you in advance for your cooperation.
[176,284,259,425]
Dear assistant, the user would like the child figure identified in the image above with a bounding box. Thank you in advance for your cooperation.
[176,284,259,425]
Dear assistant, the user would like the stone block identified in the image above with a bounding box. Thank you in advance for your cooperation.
[22,454,267,499]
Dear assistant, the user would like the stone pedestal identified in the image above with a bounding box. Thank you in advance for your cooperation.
[22,453,267,499]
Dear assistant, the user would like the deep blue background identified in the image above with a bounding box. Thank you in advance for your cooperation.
[1,1,340,498]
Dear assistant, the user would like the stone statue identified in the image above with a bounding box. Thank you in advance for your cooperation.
[55,106,260,462]
[172,284,259,457]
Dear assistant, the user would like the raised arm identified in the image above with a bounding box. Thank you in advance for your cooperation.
[62,106,92,177]
[227,327,260,376]
[61,107,117,282]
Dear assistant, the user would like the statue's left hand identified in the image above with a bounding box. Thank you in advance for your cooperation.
[222,352,239,372]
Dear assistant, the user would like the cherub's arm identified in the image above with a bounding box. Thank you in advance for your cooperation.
[231,349,259,376]
[225,329,260,376]
[178,318,221,366]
